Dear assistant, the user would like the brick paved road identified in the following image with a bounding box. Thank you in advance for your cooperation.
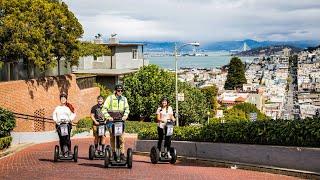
[0,138,298,180]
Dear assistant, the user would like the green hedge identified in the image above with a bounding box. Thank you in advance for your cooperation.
[76,117,93,129]
[125,118,320,147]
[0,107,16,138]
[0,136,12,150]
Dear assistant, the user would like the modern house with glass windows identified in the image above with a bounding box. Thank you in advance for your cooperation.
[73,36,148,89]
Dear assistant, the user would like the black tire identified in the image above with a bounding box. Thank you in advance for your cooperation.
[169,147,177,164]
[127,148,133,169]
[74,145,78,163]
[54,145,59,162]
[104,148,110,168]
[89,145,94,160]
[150,146,159,164]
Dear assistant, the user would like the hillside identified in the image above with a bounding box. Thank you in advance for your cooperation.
[234,45,302,56]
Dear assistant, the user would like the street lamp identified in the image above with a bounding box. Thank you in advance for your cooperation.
[174,42,200,126]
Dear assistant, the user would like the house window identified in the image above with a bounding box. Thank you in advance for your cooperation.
[93,56,104,62]
[132,49,138,59]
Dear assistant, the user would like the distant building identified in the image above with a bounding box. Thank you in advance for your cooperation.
[282,48,292,57]
[73,35,148,89]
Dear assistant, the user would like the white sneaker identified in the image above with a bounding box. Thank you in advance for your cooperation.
[167,152,172,159]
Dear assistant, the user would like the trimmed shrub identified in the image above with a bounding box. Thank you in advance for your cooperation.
[0,136,12,150]
[126,118,320,147]
[0,108,16,138]
[76,117,93,129]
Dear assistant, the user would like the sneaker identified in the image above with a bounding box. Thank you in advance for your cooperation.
[120,153,125,161]
[167,152,172,159]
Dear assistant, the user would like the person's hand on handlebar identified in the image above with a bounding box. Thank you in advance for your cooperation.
[94,120,99,126]
[122,115,128,121]
[161,119,167,123]
[107,117,114,122]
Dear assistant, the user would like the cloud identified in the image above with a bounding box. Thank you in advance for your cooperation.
[64,0,320,42]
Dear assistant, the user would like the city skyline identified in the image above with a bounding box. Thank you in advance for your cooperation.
[65,0,320,42]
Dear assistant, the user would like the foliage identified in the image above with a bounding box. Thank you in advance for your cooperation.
[0,108,16,137]
[123,65,208,125]
[79,41,111,58]
[224,57,247,90]
[224,108,247,122]
[95,83,112,99]
[127,118,320,147]
[177,82,208,125]
[0,136,12,150]
[76,117,93,129]
[224,103,269,122]
[200,85,218,112]
[0,0,83,73]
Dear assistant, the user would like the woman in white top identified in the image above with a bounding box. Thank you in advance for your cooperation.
[156,97,175,156]
[53,92,76,155]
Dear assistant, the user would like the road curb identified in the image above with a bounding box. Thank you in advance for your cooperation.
[133,151,320,179]
[0,143,34,159]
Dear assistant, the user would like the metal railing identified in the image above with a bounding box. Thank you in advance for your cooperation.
[13,112,55,123]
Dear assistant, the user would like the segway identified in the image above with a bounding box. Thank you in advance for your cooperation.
[89,120,109,160]
[54,122,78,162]
[104,119,133,169]
[150,120,177,164]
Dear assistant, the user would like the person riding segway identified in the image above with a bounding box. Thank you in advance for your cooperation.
[101,84,133,168]
[150,97,177,164]
[53,92,78,162]
[89,95,109,160]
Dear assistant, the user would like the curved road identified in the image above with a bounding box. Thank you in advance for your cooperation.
[0,138,297,180]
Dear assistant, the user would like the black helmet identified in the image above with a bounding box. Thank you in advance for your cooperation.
[60,92,68,99]
[114,84,123,91]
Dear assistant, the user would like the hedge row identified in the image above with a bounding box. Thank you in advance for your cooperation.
[76,117,93,129]
[0,136,12,150]
[125,118,320,147]
[0,107,16,138]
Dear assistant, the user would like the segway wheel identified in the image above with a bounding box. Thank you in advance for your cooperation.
[169,147,177,164]
[73,145,78,163]
[54,145,59,162]
[127,148,133,169]
[89,145,94,160]
[104,148,110,168]
[150,146,159,164]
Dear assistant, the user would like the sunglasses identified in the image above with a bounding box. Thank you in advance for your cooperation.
[116,89,123,92]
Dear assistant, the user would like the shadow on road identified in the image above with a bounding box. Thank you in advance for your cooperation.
[38,158,78,163]
[78,163,105,168]
[38,158,54,162]
[77,156,90,160]
[133,159,151,164]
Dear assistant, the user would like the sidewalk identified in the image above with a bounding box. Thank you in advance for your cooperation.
[0,143,33,159]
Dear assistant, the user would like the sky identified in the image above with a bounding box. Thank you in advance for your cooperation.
[64,0,320,43]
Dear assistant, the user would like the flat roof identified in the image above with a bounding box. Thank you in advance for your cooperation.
[103,43,144,47]
[72,68,138,76]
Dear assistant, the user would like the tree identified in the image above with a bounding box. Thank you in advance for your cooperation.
[224,102,269,122]
[79,42,111,58]
[224,57,247,90]
[201,85,218,112]
[0,0,83,76]
[123,65,208,125]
